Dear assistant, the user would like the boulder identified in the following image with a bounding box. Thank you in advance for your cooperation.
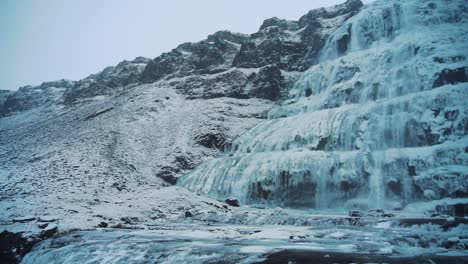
[225,198,240,207]
[185,211,194,217]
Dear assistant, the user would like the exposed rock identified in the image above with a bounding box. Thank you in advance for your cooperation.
[40,224,58,238]
[63,57,150,104]
[120,217,139,225]
[98,222,108,228]
[185,211,194,217]
[37,223,48,229]
[0,231,39,264]
[140,31,248,83]
[348,211,363,217]
[432,67,468,88]
[225,198,240,207]
[12,216,36,223]
[0,79,75,116]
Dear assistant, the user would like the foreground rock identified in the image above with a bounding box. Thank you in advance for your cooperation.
[0,231,39,264]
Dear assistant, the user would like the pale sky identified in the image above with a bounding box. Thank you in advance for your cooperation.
[0,0,374,90]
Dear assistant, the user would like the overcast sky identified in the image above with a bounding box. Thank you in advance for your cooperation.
[0,0,374,90]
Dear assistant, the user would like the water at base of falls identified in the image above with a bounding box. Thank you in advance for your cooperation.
[368,151,385,209]
[22,222,468,264]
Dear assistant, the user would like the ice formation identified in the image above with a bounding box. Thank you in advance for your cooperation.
[178,0,468,210]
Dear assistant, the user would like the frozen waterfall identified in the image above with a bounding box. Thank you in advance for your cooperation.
[178,0,468,210]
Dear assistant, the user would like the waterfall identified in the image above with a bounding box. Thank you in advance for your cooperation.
[178,0,468,210]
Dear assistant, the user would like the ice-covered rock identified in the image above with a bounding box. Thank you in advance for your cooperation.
[12,216,36,223]
[40,223,58,238]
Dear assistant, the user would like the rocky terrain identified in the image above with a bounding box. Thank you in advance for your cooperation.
[0,0,467,263]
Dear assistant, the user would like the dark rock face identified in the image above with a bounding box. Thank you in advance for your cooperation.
[167,65,286,101]
[432,67,468,88]
[139,0,363,99]
[0,80,75,116]
[168,69,250,99]
[0,231,38,264]
[194,127,227,149]
[98,222,108,228]
[63,57,150,104]
[185,211,194,217]
[140,31,248,83]
[233,0,363,70]
[251,65,284,100]
[436,203,468,217]
[225,198,240,207]
[3,1,364,116]
[156,152,196,184]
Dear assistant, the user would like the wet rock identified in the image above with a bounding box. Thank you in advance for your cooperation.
[435,203,468,217]
[40,224,58,238]
[442,237,462,249]
[432,67,468,88]
[225,198,240,207]
[348,210,363,217]
[12,216,36,223]
[185,211,194,217]
[381,213,395,218]
[98,222,108,228]
[407,165,417,176]
[0,231,39,264]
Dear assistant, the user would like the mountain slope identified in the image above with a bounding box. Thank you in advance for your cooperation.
[0,0,364,234]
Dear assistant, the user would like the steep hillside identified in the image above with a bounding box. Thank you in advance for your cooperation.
[0,0,363,235]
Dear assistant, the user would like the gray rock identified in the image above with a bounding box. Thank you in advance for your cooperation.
[225,198,240,207]
[185,211,194,217]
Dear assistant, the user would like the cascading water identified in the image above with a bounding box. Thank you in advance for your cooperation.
[178,0,468,211]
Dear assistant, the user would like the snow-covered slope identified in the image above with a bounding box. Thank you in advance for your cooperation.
[178,0,468,210]
[0,0,363,237]
[1,2,467,255]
